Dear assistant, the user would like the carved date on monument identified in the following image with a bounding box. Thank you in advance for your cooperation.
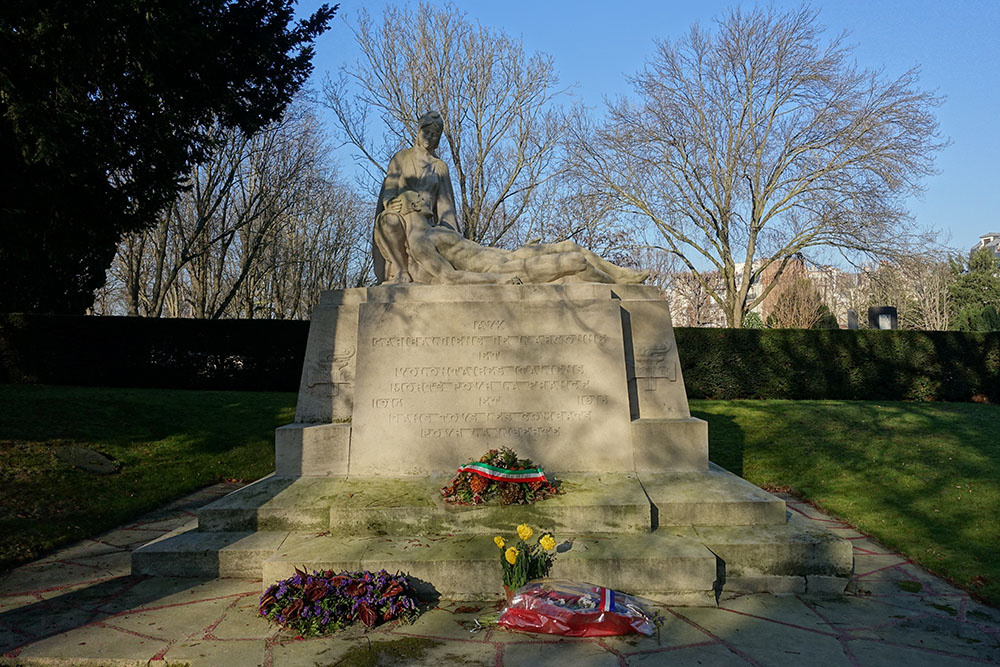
[350,299,632,474]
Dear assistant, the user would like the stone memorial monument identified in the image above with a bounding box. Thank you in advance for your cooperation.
[133,112,852,602]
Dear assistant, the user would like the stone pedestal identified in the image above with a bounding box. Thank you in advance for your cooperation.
[133,283,852,601]
[285,283,707,476]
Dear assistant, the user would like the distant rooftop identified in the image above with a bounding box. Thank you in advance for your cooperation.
[972,233,1000,256]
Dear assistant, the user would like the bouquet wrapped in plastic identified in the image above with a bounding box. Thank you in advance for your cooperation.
[497,579,657,637]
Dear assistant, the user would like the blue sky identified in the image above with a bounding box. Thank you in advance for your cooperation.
[300,0,1000,255]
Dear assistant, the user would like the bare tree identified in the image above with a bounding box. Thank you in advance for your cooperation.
[766,278,826,328]
[865,254,952,330]
[670,270,727,327]
[571,4,945,327]
[323,2,568,246]
[100,102,370,319]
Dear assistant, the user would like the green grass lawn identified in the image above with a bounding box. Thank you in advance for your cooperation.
[1,386,997,606]
[693,399,1000,605]
[0,385,295,570]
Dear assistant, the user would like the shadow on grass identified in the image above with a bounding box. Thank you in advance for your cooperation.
[692,409,744,477]
[696,397,1000,606]
[0,385,296,572]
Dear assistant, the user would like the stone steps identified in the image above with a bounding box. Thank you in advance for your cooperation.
[131,472,852,602]
[132,519,851,601]
[261,531,719,604]
[194,465,786,535]
[131,522,288,578]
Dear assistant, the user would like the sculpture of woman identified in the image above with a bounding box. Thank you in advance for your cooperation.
[373,111,457,284]
[372,111,648,286]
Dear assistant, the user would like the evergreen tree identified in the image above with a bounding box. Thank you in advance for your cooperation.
[0,1,335,313]
[949,248,1000,331]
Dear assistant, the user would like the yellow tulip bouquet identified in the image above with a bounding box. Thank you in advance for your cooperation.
[495,523,557,593]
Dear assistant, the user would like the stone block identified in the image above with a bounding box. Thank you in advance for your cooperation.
[262,531,719,601]
[639,464,786,526]
[722,575,807,595]
[274,423,351,477]
[349,291,633,475]
[132,525,288,578]
[197,476,338,532]
[294,289,367,423]
[554,533,718,596]
[261,532,369,591]
[630,417,709,472]
[694,513,854,578]
[618,298,690,420]
[326,473,652,536]
[806,575,851,595]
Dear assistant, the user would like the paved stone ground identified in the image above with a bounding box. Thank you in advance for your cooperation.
[2,483,999,666]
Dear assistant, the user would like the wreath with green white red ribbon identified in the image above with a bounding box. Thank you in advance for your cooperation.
[440,447,558,505]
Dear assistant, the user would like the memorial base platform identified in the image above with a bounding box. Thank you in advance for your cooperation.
[131,285,853,602]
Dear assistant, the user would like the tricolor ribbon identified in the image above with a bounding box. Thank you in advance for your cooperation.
[456,461,547,483]
[595,586,615,612]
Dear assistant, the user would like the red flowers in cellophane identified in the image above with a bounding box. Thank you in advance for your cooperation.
[259,568,419,635]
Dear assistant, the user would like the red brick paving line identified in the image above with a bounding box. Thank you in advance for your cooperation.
[591,638,628,666]
[851,546,900,555]
[663,606,763,665]
[795,596,863,667]
[261,634,280,667]
[24,556,117,572]
[715,605,840,638]
[1,580,257,662]
[851,637,999,664]
[854,561,915,579]
[0,574,119,597]
[800,583,999,663]
[401,605,731,666]
[775,502,999,666]
[84,536,137,550]
[201,592,256,640]
[784,502,851,525]
[268,608,745,667]
[149,596,255,662]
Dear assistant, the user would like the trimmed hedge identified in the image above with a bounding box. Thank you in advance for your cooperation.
[2,315,997,402]
[0,314,308,391]
[675,328,1000,403]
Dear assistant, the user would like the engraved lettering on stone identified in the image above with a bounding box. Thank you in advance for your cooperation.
[371,334,607,348]
[389,379,590,393]
[393,364,585,378]
[419,426,561,439]
[389,410,591,425]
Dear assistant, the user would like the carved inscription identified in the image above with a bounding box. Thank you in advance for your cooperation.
[372,334,608,347]
[393,364,584,378]
[350,298,633,473]
[390,410,591,425]
[366,314,610,439]
[382,321,602,439]
[390,380,591,393]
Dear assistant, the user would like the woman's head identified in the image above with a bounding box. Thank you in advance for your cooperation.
[415,111,444,151]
